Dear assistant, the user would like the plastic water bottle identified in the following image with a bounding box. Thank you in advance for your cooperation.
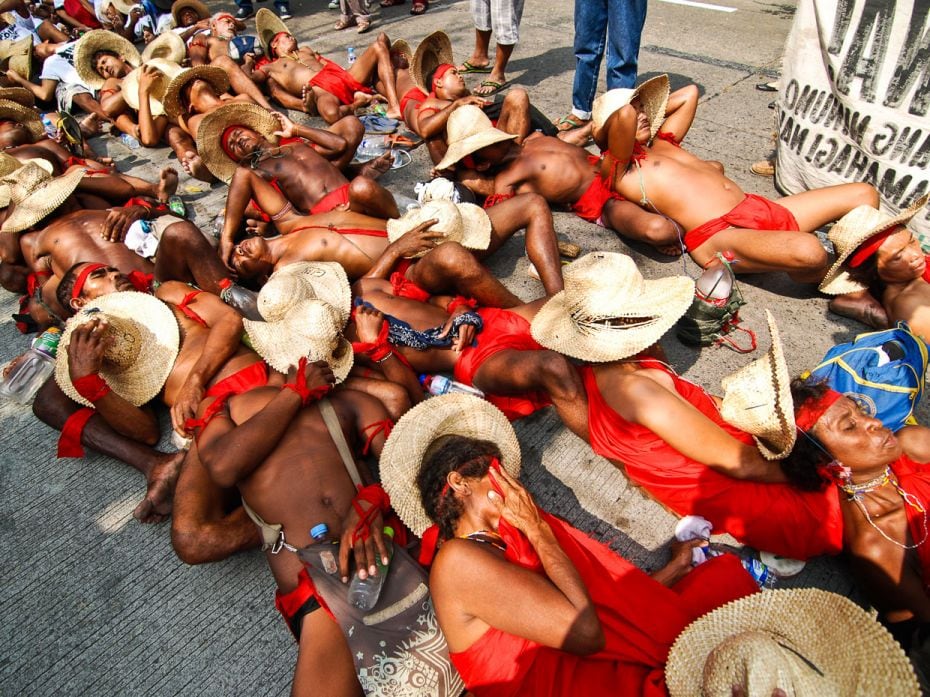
[695,251,736,302]
[0,328,61,403]
[119,132,141,149]
[218,278,263,321]
[741,556,777,589]
[41,113,57,138]
[347,527,394,610]
[310,523,338,575]
[347,46,357,65]
[420,374,485,398]
[393,193,421,213]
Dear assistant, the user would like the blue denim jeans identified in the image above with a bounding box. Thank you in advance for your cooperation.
[571,0,647,117]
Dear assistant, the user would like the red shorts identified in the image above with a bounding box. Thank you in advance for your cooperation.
[310,183,350,214]
[275,568,328,641]
[400,86,427,118]
[572,157,623,224]
[309,62,373,106]
[684,194,800,252]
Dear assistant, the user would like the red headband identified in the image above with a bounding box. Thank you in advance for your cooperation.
[270,31,291,57]
[221,125,238,160]
[431,63,454,92]
[848,226,900,268]
[213,12,234,22]
[795,388,843,431]
[71,263,107,300]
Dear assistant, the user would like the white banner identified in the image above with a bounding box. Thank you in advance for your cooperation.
[776,0,930,245]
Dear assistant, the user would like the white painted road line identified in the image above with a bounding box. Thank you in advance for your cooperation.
[657,0,738,12]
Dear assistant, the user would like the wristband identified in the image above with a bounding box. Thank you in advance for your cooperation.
[351,483,392,544]
[72,373,111,403]
[351,318,392,361]
[281,356,331,406]
[446,295,476,314]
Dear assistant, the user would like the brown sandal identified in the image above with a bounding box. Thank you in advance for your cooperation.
[410,0,427,14]
[333,15,355,29]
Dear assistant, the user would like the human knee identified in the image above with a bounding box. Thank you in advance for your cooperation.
[32,378,69,427]
[375,382,411,421]
[432,242,478,275]
[171,519,216,566]
[636,215,677,245]
[348,175,380,201]
[851,182,879,208]
[787,236,829,269]
[503,87,529,109]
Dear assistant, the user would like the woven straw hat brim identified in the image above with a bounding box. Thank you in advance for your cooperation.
[142,31,187,63]
[386,201,491,254]
[171,0,210,24]
[819,195,930,295]
[434,127,517,172]
[411,30,454,94]
[1,167,84,233]
[122,59,184,117]
[243,317,354,381]
[163,64,231,120]
[261,261,352,323]
[531,275,695,362]
[719,310,796,460]
[196,103,278,183]
[4,36,33,80]
[74,30,141,89]
[108,0,137,16]
[666,588,921,697]
[391,39,413,68]
[0,86,34,107]
[380,393,522,536]
[256,7,290,57]
[592,74,670,139]
[54,292,180,407]
[0,152,21,179]
[0,98,44,140]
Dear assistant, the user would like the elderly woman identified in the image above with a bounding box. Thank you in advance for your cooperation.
[379,394,759,697]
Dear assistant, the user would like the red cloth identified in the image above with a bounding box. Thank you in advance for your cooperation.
[580,363,843,559]
[890,454,930,589]
[683,193,800,252]
[63,0,101,28]
[310,183,350,215]
[450,512,759,697]
[275,567,332,640]
[308,62,372,106]
[184,360,269,434]
[571,156,624,223]
[57,406,96,458]
[126,270,153,293]
[400,86,428,117]
[453,308,552,421]
[286,224,387,238]
[922,255,930,283]
[389,259,430,301]
[176,290,207,327]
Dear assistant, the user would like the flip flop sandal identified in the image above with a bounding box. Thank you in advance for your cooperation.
[459,60,492,74]
[474,79,508,96]
[554,114,590,132]
[390,149,412,169]
[359,114,398,134]
[410,0,427,14]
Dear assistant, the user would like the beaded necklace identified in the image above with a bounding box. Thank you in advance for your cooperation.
[459,530,507,553]
[840,466,928,550]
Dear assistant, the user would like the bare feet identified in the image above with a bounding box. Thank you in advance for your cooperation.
[78,113,101,137]
[181,151,212,183]
[557,121,593,147]
[656,243,684,257]
[385,107,402,120]
[157,166,179,202]
[829,291,889,329]
[133,450,184,524]
[358,151,394,179]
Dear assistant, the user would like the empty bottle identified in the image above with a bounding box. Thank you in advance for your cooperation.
[393,193,421,213]
[41,113,57,138]
[708,542,777,589]
[695,251,736,303]
[119,132,141,150]
[0,328,62,404]
[347,46,357,65]
[219,278,263,321]
[420,374,485,398]
[347,527,394,610]
[310,523,338,575]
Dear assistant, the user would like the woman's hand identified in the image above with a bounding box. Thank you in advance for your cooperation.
[487,465,543,535]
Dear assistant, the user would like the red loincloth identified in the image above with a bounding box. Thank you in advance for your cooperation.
[450,511,759,697]
[310,183,350,215]
[683,193,799,253]
[400,86,428,118]
[571,155,624,224]
[309,62,373,106]
[185,360,270,434]
[580,362,843,559]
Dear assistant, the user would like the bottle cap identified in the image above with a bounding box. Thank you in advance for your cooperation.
[722,251,735,261]
[383,526,394,539]
[310,523,329,539]
[218,278,232,290]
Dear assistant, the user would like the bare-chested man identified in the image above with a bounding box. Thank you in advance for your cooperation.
[594,75,879,278]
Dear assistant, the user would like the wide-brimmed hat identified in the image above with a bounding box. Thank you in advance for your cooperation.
[162,64,231,120]
[244,298,354,381]
[386,200,491,256]
[171,0,209,24]
[104,0,137,16]
[257,261,352,324]
[391,38,413,68]
[74,30,141,89]
[0,98,43,141]
[196,102,277,183]
[0,155,53,207]
[121,59,184,118]
[1,164,84,233]
[411,30,454,94]
[380,394,522,536]
[531,252,694,362]
[256,7,290,57]
[142,31,187,64]
[591,74,670,141]
[434,105,517,171]
[0,36,33,80]
[719,310,795,460]
[819,194,930,295]
[0,86,34,107]
[54,292,180,407]
[666,588,920,697]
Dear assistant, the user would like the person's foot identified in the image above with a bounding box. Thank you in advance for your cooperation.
[78,113,101,137]
[275,5,292,19]
[356,17,371,32]
[409,0,426,14]
[656,243,684,257]
[457,59,492,73]
[828,292,889,329]
[133,450,184,524]
[557,121,593,146]
[473,74,508,96]
[334,15,355,29]
[157,166,179,202]
[358,151,394,178]
[234,7,254,19]
[750,159,775,177]
[181,150,212,182]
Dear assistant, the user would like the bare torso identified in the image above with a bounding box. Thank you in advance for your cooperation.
[884,278,930,342]
[496,136,596,204]
[252,142,348,212]
[263,51,324,94]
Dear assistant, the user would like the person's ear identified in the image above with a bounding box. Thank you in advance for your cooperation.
[448,470,470,496]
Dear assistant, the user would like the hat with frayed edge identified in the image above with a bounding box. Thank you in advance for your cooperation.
[196,102,278,183]
[379,393,522,536]
[0,97,43,141]
[1,164,84,233]
[591,74,670,141]
[55,292,180,407]
[531,251,694,362]
[255,7,290,58]
[666,588,920,697]
[162,64,231,120]
[257,261,352,324]
[411,30,454,94]
[386,200,491,256]
[0,156,53,208]
[171,0,210,24]
[0,36,33,80]
[719,310,796,460]
[74,30,141,89]
[391,38,413,69]
[142,30,187,64]
[819,195,930,295]
[121,59,184,117]
[434,105,517,171]
[0,86,34,107]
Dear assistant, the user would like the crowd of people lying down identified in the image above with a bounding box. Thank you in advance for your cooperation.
[2,5,930,694]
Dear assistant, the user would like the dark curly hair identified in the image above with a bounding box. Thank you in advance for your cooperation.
[417,435,502,541]
[779,378,835,491]
[846,252,887,299]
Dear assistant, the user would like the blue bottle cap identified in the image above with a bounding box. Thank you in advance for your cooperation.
[310,523,329,540]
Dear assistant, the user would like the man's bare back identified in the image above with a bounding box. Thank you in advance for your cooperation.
[494,136,598,204]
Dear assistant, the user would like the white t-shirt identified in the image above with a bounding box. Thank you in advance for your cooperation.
[38,42,90,88]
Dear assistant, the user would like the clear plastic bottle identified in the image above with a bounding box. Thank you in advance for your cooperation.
[119,132,141,150]
[218,278,263,321]
[393,193,421,213]
[347,527,394,610]
[347,46,357,65]
[740,556,777,589]
[0,328,62,404]
[41,113,57,138]
[310,523,338,575]
[420,374,485,398]
[695,251,736,302]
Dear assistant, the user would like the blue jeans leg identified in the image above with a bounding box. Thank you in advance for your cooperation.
[605,0,647,89]
[235,0,254,10]
[572,0,608,116]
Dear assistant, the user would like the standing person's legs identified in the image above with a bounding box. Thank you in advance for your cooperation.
[569,0,608,122]
[605,0,647,89]
[462,0,493,71]
[473,0,524,96]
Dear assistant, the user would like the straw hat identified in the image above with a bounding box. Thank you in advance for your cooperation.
[0,36,33,80]
[162,64,231,120]
[411,30,454,94]
[196,103,277,183]
[819,194,930,295]
[719,310,795,460]
[0,86,34,107]
[1,164,84,233]
[257,261,352,324]
[434,105,518,171]
[74,30,141,89]
[54,292,181,407]
[0,155,53,207]
[666,588,920,697]
[142,31,187,64]
[591,74,670,140]
[171,0,209,25]
[391,38,413,68]
[256,7,290,57]
[104,0,137,16]
[380,394,522,536]
[0,98,43,141]
[244,298,354,381]
[531,252,695,362]
[386,200,491,256]
[121,59,184,117]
